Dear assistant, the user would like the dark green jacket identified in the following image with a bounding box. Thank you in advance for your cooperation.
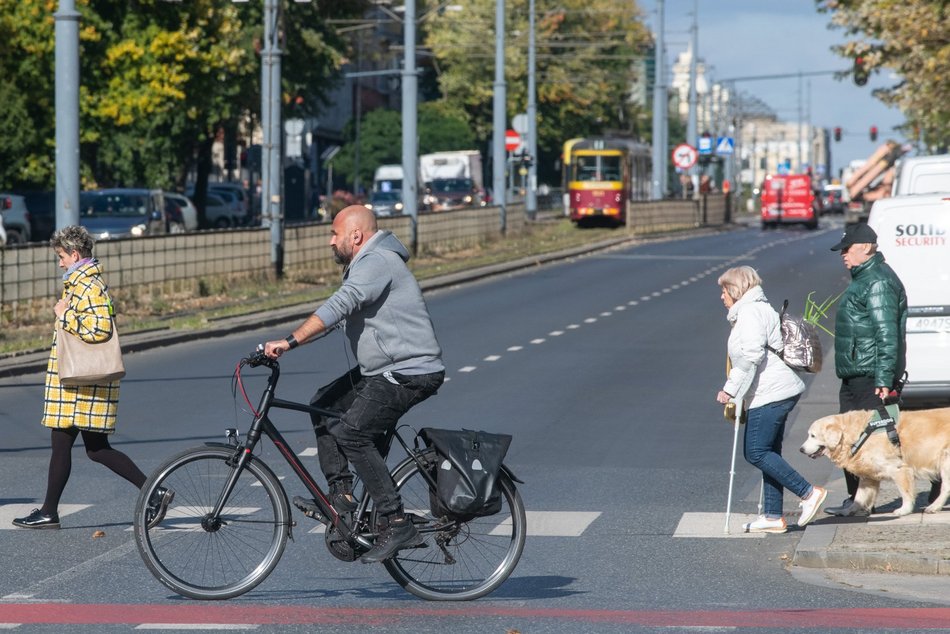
[834,252,907,387]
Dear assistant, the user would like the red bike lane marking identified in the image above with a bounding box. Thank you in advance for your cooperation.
[2,605,950,628]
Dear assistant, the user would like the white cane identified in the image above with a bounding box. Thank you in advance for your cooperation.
[723,404,742,534]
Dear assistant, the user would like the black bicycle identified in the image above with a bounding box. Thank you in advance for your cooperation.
[132,348,526,601]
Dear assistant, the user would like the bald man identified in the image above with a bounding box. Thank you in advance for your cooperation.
[264,205,444,563]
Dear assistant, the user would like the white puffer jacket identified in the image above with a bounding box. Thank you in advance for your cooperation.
[723,285,805,410]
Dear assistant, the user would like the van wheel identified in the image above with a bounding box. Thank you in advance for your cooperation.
[214,217,231,229]
[805,220,819,230]
[5,229,23,244]
[760,221,773,231]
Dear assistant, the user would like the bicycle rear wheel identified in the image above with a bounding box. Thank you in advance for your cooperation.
[382,449,526,601]
[134,446,291,600]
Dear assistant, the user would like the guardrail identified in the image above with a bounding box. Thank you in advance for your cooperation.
[1,196,727,324]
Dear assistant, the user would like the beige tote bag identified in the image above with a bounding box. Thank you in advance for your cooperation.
[56,320,126,386]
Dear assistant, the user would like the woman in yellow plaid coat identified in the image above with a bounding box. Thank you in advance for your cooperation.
[13,226,173,530]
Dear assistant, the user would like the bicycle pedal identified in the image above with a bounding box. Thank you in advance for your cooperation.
[293,496,329,525]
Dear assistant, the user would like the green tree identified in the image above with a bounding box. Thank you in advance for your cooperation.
[424,0,652,181]
[331,102,475,189]
[817,0,950,151]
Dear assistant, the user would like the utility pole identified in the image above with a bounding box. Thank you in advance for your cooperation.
[525,0,537,218]
[402,0,419,250]
[55,0,80,230]
[650,0,666,200]
[687,0,698,195]
[492,0,507,231]
[797,71,803,172]
[261,0,283,276]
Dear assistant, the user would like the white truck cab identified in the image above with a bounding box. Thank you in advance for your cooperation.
[868,194,950,405]
[891,154,950,197]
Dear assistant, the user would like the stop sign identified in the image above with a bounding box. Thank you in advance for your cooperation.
[505,129,521,152]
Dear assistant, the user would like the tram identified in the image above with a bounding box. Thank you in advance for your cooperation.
[562,137,652,226]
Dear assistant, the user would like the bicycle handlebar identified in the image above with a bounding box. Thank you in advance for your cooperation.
[244,345,277,369]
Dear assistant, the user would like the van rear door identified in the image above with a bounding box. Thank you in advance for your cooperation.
[869,195,950,405]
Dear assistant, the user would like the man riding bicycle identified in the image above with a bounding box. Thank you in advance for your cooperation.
[264,205,444,564]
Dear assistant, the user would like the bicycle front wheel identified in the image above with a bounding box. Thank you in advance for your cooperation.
[382,449,526,601]
[133,446,291,600]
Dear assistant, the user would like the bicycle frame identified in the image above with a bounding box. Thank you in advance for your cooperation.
[211,355,437,550]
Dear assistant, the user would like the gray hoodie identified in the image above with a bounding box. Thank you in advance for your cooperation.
[315,230,443,376]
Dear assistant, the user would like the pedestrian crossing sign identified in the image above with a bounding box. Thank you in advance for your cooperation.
[716,137,734,155]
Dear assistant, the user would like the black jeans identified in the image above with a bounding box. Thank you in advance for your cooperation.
[839,376,882,497]
[310,367,444,517]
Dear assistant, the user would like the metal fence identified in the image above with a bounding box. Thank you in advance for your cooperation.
[1,197,728,324]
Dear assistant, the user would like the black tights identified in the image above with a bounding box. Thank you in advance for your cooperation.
[41,427,147,515]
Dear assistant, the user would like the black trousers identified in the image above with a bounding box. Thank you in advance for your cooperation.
[839,376,941,502]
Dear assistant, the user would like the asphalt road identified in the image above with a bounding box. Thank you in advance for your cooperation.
[1,220,946,633]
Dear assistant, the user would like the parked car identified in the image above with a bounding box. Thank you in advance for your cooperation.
[0,213,7,246]
[208,183,250,216]
[163,192,198,232]
[204,193,238,228]
[0,193,32,244]
[79,189,167,239]
[366,191,404,217]
[16,190,55,242]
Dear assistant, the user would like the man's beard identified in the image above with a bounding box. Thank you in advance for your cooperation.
[332,246,351,265]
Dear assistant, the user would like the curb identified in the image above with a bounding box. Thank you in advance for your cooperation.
[793,521,950,576]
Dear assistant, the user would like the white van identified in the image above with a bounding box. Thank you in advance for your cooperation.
[891,154,950,197]
[868,194,950,405]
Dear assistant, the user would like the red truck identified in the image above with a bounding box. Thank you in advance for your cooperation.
[760,173,819,230]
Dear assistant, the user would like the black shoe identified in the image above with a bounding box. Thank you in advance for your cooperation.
[293,493,356,525]
[145,487,174,529]
[360,516,425,564]
[13,508,60,529]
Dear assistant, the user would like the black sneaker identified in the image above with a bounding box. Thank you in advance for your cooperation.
[293,493,356,524]
[13,508,60,529]
[145,487,175,529]
[359,516,425,564]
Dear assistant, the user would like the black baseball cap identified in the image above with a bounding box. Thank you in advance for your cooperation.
[830,223,878,251]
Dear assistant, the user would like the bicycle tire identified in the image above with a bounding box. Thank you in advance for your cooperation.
[133,446,291,600]
[381,449,526,601]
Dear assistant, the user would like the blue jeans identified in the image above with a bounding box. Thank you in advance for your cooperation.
[743,395,812,518]
[310,368,444,517]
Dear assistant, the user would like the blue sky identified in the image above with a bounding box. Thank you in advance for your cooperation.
[638,0,907,177]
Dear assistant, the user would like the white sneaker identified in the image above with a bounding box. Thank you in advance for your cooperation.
[798,486,828,527]
[743,516,787,534]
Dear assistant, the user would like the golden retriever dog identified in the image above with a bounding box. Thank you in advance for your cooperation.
[800,408,950,516]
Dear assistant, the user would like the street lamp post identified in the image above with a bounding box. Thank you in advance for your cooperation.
[525,0,537,219]
[261,0,284,277]
[492,0,506,231]
[54,0,80,230]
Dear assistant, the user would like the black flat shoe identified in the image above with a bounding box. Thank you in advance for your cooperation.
[12,508,60,529]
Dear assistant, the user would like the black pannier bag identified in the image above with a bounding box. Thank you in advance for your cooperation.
[419,428,512,520]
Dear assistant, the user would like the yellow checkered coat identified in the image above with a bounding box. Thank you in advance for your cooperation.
[41,259,120,432]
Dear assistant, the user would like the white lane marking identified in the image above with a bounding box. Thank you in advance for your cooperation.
[614,306,626,311]
[640,296,651,301]
[627,300,638,306]
[484,355,501,361]
[566,324,580,329]
[0,625,20,629]
[507,345,523,351]
[0,504,90,530]
[458,366,476,373]
[651,291,662,297]
[662,288,672,293]
[549,331,564,336]
[673,512,766,539]
[136,626,259,631]
[298,447,318,457]
[600,311,612,317]
[530,338,545,344]
[584,318,597,323]
[490,511,601,537]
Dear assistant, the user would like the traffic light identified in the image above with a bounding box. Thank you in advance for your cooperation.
[853,56,869,86]
[870,125,878,142]
[833,127,842,142]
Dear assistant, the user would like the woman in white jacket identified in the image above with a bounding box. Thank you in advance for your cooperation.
[715,266,827,533]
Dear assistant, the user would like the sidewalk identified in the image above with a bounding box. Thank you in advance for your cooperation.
[793,478,950,576]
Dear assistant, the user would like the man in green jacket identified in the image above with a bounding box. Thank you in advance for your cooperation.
[825,223,908,516]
